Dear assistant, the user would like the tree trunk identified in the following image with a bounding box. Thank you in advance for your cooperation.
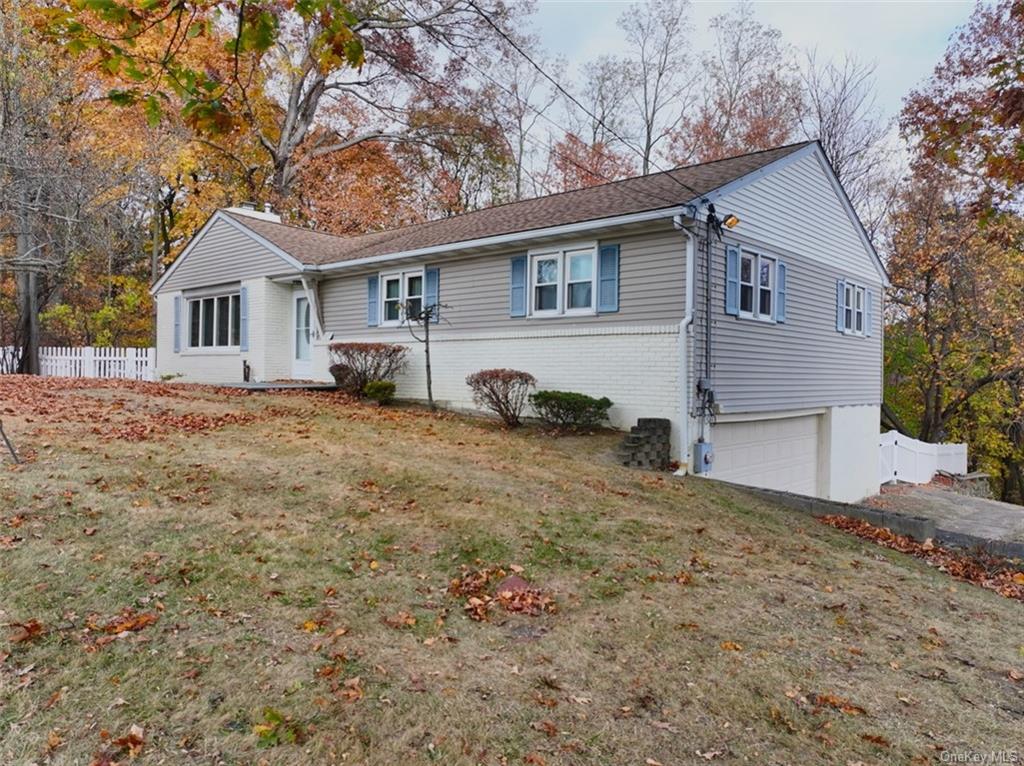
[423,315,435,410]
[17,269,39,375]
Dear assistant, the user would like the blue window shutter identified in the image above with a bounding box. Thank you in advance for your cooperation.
[775,262,787,323]
[173,295,181,353]
[424,267,440,323]
[597,244,620,313]
[367,276,379,327]
[836,279,846,332]
[865,289,874,337]
[725,246,740,316]
[509,255,527,317]
[239,285,249,351]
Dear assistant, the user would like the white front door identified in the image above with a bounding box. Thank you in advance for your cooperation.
[292,292,312,379]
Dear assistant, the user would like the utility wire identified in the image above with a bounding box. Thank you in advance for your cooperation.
[409,16,686,209]
[465,0,704,203]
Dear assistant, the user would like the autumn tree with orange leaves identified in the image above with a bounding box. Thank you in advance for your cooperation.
[887,0,1024,502]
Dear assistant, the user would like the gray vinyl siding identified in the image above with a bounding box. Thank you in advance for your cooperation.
[158,218,292,292]
[690,149,884,414]
[320,224,687,338]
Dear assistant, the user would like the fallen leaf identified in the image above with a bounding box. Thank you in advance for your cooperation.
[720,641,743,652]
[1008,668,1024,682]
[9,619,45,643]
[111,724,145,757]
[46,730,63,752]
[814,693,867,715]
[861,733,891,747]
[382,611,416,629]
[530,719,558,737]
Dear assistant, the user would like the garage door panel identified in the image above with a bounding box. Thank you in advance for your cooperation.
[710,415,821,496]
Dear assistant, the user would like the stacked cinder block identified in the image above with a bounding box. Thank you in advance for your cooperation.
[617,418,672,470]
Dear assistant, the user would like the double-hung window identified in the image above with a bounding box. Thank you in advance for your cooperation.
[841,281,867,335]
[188,293,240,349]
[738,251,776,320]
[379,269,424,325]
[529,244,597,317]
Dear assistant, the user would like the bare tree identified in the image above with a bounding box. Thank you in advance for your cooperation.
[484,47,561,201]
[224,1,525,203]
[0,0,132,373]
[671,1,801,165]
[573,55,633,149]
[799,51,897,236]
[617,0,695,174]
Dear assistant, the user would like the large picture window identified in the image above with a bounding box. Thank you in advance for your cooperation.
[188,293,240,348]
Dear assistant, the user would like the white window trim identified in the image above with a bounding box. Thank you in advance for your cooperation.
[186,291,241,351]
[527,242,598,319]
[378,268,424,327]
[843,281,867,336]
[737,250,776,324]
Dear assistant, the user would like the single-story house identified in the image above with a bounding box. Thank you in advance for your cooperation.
[151,140,888,502]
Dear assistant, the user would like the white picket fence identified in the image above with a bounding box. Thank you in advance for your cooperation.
[1,346,155,381]
[879,431,968,485]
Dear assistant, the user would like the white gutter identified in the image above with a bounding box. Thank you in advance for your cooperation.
[310,206,688,273]
[674,213,698,473]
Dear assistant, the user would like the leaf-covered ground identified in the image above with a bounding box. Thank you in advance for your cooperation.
[1,377,1022,765]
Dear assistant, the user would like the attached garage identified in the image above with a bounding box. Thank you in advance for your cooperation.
[708,413,823,496]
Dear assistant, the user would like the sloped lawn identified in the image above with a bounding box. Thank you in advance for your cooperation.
[1,377,1022,765]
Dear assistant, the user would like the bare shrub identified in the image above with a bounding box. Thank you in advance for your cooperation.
[328,343,408,396]
[465,368,536,427]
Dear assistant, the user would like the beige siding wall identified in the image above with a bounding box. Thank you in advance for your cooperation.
[319,225,687,339]
[159,217,293,292]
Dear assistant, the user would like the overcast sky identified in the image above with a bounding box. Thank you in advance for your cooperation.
[533,0,975,124]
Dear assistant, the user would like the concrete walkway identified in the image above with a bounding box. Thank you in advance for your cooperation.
[217,381,337,391]
[869,485,1024,545]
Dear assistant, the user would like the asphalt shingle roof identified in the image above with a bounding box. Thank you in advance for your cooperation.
[225,142,812,268]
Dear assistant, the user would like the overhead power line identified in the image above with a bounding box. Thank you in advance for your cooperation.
[407,13,686,209]
[465,0,704,203]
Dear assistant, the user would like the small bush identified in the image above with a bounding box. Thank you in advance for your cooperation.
[363,379,396,404]
[466,368,536,427]
[328,342,408,395]
[530,390,613,430]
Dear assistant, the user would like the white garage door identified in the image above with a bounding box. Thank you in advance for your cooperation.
[709,414,822,496]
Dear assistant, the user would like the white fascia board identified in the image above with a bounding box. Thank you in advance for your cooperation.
[310,205,687,273]
[696,142,889,287]
[150,211,306,295]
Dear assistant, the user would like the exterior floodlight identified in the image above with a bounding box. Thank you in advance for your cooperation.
[723,213,740,229]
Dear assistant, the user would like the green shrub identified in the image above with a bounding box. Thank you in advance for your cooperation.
[363,379,396,404]
[529,390,612,430]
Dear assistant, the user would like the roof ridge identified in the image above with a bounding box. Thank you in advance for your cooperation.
[222,141,814,245]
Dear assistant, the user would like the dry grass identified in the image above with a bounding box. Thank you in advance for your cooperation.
[1,378,1023,766]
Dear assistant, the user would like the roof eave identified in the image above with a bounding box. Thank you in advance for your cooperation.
[307,204,690,272]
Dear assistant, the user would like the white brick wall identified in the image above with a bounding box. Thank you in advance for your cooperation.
[315,325,683,453]
[251,279,294,381]
[155,291,245,382]
[155,277,295,383]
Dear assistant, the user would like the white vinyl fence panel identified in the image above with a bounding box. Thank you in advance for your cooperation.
[879,431,968,486]
[1,346,155,381]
